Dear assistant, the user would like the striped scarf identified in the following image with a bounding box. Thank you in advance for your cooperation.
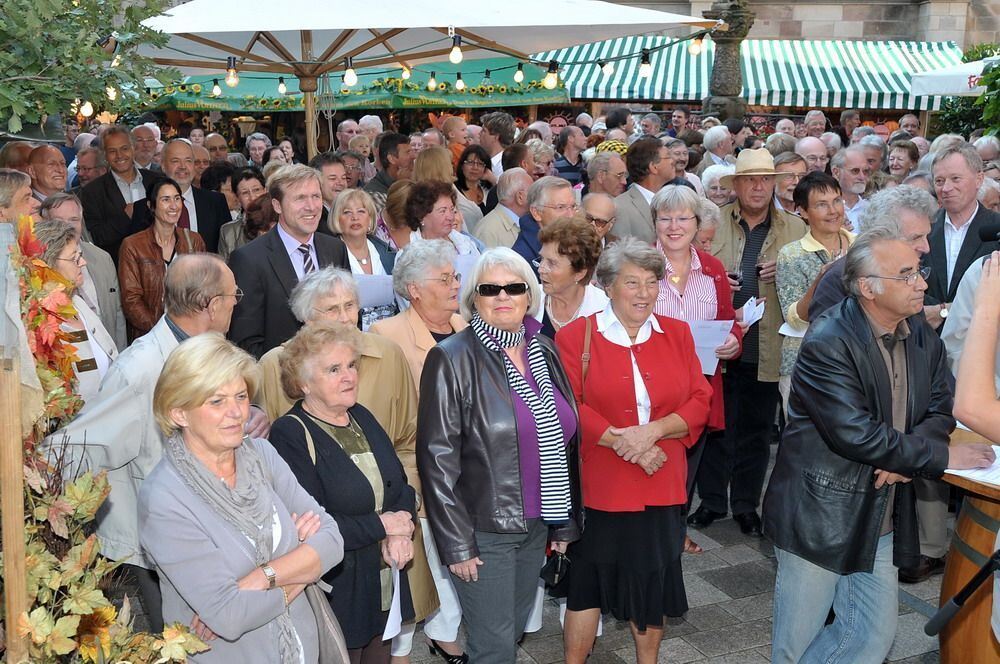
[470,313,571,523]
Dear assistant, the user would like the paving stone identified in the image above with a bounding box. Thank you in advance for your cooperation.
[518,633,567,664]
[743,537,776,558]
[686,527,723,552]
[682,572,734,608]
[681,550,731,574]
[903,573,944,602]
[680,618,773,657]
[754,645,772,660]
[682,604,742,631]
[688,519,750,547]
[887,612,939,661]
[718,592,774,621]
[615,636,704,663]
[705,650,771,663]
[699,562,776,600]
[892,652,940,664]
[713,544,766,566]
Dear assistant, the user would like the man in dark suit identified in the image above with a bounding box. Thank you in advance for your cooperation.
[228,164,349,358]
[908,143,1000,584]
[159,139,230,253]
[79,125,157,263]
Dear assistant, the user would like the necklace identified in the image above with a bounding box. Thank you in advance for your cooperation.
[349,243,371,266]
[546,293,584,329]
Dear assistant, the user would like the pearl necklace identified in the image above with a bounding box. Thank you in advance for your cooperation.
[546,296,584,329]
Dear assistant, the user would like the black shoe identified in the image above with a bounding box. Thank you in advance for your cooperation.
[687,505,727,528]
[734,511,763,537]
[899,555,946,584]
[427,639,469,664]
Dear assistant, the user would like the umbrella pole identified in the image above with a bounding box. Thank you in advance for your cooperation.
[0,353,27,664]
[301,77,318,160]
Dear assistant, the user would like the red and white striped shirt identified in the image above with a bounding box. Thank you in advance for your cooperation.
[654,244,719,322]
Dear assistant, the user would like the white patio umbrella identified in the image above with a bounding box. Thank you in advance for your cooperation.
[910,57,998,97]
[141,0,717,156]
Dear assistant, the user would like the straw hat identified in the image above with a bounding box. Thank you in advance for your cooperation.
[719,148,795,188]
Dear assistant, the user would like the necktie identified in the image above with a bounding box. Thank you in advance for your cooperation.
[298,244,315,275]
[178,202,191,230]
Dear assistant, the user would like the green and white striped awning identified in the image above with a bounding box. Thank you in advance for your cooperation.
[534,37,964,110]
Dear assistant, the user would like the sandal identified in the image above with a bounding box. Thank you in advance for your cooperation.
[684,534,704,554]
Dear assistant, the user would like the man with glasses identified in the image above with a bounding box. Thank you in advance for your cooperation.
[131,125,160,172]
[512,176,577,276]
[582,193,618,247]
[585,152,627,198]
[763,228,994,664]
[795,136,830,174]
[72,147,107,191]
[831,147,872,231]
[79,125,159,263]
[46,252,270,635]
[773,153,808,215]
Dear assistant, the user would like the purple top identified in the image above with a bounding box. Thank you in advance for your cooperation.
[510,318,577,520]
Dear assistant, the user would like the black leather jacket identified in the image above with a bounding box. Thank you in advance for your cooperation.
[416,327,583,566]
[762,297,952,574]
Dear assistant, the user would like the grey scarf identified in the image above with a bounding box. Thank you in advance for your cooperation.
[165,434,301,663]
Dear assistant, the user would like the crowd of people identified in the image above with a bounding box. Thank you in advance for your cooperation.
[2,102,1000,664]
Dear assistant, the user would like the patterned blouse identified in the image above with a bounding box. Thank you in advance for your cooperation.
[776,228,855,375]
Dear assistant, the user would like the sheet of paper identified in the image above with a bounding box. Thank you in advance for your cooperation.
[778,322,806,339]
[686,320,733,375]
[740,297,766,327]
[382,564,402,641]
[356,274,395,309]
[944,445,1000,488]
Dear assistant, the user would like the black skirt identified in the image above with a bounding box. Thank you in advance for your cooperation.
[555,505,687,630]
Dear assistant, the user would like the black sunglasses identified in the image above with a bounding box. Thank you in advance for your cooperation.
[475,282,529,297]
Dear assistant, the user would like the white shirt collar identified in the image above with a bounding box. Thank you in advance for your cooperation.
[498,204,520,225]
[634,183,655,204]
[595,301,662,347]
[276,222,314,253]
[945,203,979,230]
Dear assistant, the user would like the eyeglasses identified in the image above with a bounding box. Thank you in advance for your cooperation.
[540,203,579,213]
[865,266,931,287]
[424,272,461,285]
[475,282,529,297]
[585,213,616,229]
[655,215,697,226]
[463,160,486,168]
[56,251,84,266]
[213,287,244,303]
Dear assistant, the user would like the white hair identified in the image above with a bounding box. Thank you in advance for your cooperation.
[459,248,542,320]
[358,115,384,132]
[701,164,735,188]
[703,125,731,151]
[979,177,1000,201]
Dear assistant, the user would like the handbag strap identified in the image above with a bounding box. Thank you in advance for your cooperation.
[580,316,592,404]
[286,414,317,464]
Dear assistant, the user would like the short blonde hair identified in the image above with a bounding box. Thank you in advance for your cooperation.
[153,334,260,437]
[279,321,363,400]
[459,247,542,320]
[331,188,377,235]
[267,163,323,202]
[413,146,455,183]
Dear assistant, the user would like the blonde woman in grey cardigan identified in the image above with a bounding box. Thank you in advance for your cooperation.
[139,334,344,663]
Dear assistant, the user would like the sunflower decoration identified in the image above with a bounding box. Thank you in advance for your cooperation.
[178,84,188,93]
[149,91,161,101]
[191,83,203,94]
[77,605,117,662]
[273,99,283,108]
[497,84,508,94]
[437,82,448,92]
[163,86,175,94]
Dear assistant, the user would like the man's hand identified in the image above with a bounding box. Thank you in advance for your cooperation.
[246,406,270,438]
[923,304,946,329]
[948,443,996,470]
[449,557,484,582]
[873,469,911,489]
[757,260,777,284]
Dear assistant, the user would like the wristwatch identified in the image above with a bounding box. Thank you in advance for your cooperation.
[940,304,949,319]
[261,565,277,589]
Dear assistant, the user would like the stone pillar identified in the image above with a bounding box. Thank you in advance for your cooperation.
[702,0,755,121]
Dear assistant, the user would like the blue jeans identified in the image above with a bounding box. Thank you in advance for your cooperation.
[772,533,898,664]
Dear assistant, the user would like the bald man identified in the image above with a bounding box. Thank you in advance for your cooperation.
[0,141,35,173]
[28,145,68,201]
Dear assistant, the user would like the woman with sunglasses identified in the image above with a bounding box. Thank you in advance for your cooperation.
[33,219,119,403]
[417,248,582,664]
[118,177,206,342]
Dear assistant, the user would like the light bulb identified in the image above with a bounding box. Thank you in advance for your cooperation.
[343,58,358,86]
[71,98,81,113]
[105,85,118,101]
[482,69,492,86]
[401,66,411,80]
[455,73,465,91]
[225,56,239,87]
[543,61,559,90]
[427,71,437,91]
[688,37,703,56]
[79,101,94,117]
[513,63,524,83]
[277,77,287,94]
[449,36,463,64]
[600,60,614,77]
[212,79,222,96]
[638,49,652,79]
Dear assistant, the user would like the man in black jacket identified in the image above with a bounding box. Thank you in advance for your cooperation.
[160,139,231,253]
[228,164,349,358]
[763,228,994,663]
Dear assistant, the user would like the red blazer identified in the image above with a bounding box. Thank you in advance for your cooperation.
[697,249,743,431]
[555,313,712,512]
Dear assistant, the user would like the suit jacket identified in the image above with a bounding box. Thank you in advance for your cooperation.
[614,184,654,244]
[511,213,542,277]
[79,169,158,263]
[692,151,734,177]
[190,186,231,253]
[80,240,126,350]
[473,205,521,248]
[228,226,349,358]
[922,206,1000,306]
[139,437,344,661]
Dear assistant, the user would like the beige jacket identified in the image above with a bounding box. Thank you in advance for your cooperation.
[712,200,806,382]
[368,307,469,395]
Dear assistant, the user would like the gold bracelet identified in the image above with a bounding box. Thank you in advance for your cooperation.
[280,586,290,606]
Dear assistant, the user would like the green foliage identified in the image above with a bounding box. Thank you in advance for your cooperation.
[0,0,177,133]
[929,42,1000,138]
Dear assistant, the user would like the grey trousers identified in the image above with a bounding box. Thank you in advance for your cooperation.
[914,477,951,559]
[452,519,548,664]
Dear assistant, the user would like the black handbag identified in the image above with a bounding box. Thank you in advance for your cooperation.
[539,551,571,589]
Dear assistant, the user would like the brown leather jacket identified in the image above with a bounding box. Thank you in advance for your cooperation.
[118,225,205,342]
